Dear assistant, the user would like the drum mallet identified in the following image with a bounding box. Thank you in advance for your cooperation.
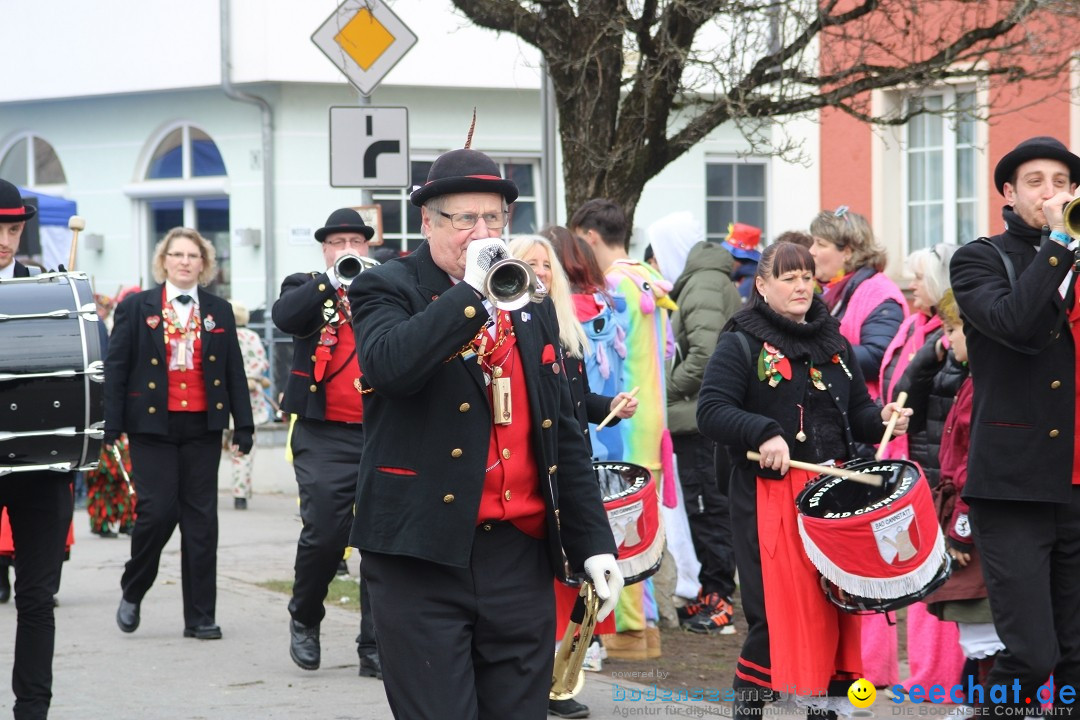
[109,444,136,497]
[67,215,86,271]
[595,386,640,431]
[745,451,883,487]
[875,390,909,460]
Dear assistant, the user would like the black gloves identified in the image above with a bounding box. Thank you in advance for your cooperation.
[233,427,254,455]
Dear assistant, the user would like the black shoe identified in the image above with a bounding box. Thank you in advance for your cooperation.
[234,497,247,510]
[549,697,590,718]
[336,559,350,578]
[183,624,222,640]
[358,653,382,680]
[116,598,140,633]
[289,619,320,670]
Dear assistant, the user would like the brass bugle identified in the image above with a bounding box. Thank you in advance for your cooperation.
[550,581,600,701]
[334,253,380,284]
[484,257,547,311]
[1063,197,1080,239]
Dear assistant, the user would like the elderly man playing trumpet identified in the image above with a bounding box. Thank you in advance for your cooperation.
[348,146,622,719]
[272,208,380,678]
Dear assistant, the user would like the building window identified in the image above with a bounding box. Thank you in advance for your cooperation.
[904,88,977,249]
[141,124,231,297]
[0,134,67,187]
[705,161,767,242]
[371,157,541,253]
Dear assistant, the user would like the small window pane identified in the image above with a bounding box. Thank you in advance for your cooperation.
[505,163,535,196]
[957,148,975,199]
[706,200,734,237]
[510,202,536,234]
[909,205,927,250]
[706,164,733,196]
[0,138,29,185]
[149,199,184,242]
[410,161,433,187]
[957,202,977,245]
[735,201,765,229]
[379,199,401,236]
[927,151,944,201]
[909,153,926,202]
[737,165,765,196]
[191,128,227,177]
[33,137,66,184]
[926,111,944,147]
[406,204,423,235]
[148,129,183,180]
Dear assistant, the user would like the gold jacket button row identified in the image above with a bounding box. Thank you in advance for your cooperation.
[148,381,156,389]
[459,403,470,413]
[318,283,327,292]
[208,355,216,362]
[1051,380,1062,389]
[501,448,510,459]
[451,448,463,458]
[151,358,159,366]
[148,407,156,414]
[443,494,455,504]
[541,419,552,428]
[504,490,512,501]
[310,384,317,393]
[216,402,224,410]
[181,400,188,408]
[464,306,476,318]
[1050,429,1060,438]
[1050,256,1060,267]
[213,379,221,386]
[180,382,187,390]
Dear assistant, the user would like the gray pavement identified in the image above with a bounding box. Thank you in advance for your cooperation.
[0,438,907,719]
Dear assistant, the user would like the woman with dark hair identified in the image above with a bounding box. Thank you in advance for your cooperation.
[697,242,911,718]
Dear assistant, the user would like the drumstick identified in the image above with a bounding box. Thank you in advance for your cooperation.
[745,451,882,487]
[595,386,640,431]
[67,215,85,271]
[875,391,909,461]
[109,443,136,497]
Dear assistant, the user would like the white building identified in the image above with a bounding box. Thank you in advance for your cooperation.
[0,0,817,386]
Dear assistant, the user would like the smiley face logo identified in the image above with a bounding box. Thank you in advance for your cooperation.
[848,678,876,708]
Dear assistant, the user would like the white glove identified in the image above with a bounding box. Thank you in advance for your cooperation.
[583,553,624,622]
[464,238,509,294]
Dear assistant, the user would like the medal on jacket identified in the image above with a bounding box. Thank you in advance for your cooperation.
[492,367,512,425]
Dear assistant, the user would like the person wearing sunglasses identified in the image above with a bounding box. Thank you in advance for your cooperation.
[272,207,381,679]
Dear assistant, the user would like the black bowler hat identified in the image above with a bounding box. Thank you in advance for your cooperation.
[994,136,1080,195]
[410,149,518,207]
[0,178,37,223]
[314,208,375,242]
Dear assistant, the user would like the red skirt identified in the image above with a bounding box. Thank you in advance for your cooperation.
[757,469,861,695]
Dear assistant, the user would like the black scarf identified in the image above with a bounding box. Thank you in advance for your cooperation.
[1001,206,1045,246]
[731,296,847,364]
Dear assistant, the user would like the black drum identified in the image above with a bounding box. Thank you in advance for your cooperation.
[0,272,104,475]
[794,458,951,613]
[593,461,664,585]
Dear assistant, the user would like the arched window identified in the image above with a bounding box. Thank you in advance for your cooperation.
[0,134,67,187]
[132,124,231,297]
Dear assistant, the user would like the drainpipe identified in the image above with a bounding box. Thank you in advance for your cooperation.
[220,0,277,393]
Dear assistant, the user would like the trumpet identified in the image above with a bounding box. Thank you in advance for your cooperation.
[474,242,547,311]
[333,253,380,285]
[1064,197,1080,238]
[550,581,600,701]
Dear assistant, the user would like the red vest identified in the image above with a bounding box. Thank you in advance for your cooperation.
[163,291,207,413]
[324,295,363,423]
[475,312,546,537]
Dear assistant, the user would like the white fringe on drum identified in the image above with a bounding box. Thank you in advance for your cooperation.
[619,510,667,585]
[797,518,947,601]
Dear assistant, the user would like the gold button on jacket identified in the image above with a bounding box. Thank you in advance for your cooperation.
[451,448,463,458]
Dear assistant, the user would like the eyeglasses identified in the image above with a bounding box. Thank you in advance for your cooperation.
[438,210,508,230]
[324,237,369,249]
[166,252,202,262]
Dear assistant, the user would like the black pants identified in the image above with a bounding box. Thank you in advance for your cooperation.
[124,412,222,628]
[0,473,73,720]
[673,432,736,598]
[289,418,375,654]
[363,523,555,720]
[970,489,1080,714]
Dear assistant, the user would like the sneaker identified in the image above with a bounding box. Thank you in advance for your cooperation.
[679,593,736,635]
[582,637,603,672]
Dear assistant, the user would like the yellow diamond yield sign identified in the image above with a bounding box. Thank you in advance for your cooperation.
[335,9,394,71]
[312,0,417,96]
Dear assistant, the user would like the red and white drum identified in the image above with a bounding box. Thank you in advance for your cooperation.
[593,461,665,585]
[0,272,104,476]
[794,458,951,613]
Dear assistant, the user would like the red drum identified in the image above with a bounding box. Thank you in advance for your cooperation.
[0,272,104,476]
[593,461,664,585]
[794,458,951,614]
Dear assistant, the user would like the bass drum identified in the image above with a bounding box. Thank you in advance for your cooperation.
[0,272,105,476]
[794,458,951,614]
[593,461,664,585]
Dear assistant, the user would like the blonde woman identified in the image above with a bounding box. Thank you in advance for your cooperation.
[103,227,253,640]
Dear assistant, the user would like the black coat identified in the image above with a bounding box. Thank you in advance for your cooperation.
[104,287,253,435]
[271,270,350,420]
[950,209,1075,502]
[347,242,616,573]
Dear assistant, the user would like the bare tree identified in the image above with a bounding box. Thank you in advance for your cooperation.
[449,0,1080,226]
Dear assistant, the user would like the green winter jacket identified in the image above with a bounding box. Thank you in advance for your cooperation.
[666,241,742,435]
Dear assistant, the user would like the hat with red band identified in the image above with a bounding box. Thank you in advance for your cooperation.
[0,179,37,223]
[410,149,518,207]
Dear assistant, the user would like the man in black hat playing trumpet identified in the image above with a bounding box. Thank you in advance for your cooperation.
[0,177,77,719]
[950,136,1080,715]
[348,146,622,719]
[273,207,381,678]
